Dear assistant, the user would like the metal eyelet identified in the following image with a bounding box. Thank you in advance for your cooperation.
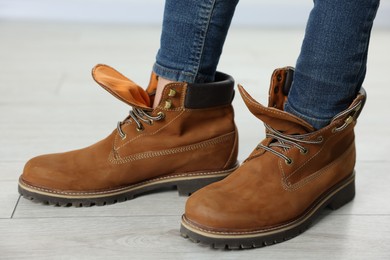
[121,134,127,140]
[333,116,354,133]
[136,125,144,132]
[168,89,176,97]
[277,74,282,82]
[157,111,165,119]
[300,148,308,155]
[317,136,324,142]
[285,158,293,165]
[164,99,172,109]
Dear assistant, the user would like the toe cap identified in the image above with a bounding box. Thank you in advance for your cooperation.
[20,153,74,191]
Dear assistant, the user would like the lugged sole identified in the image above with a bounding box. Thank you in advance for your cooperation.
[18,163,239,207]
[180,172,356,249]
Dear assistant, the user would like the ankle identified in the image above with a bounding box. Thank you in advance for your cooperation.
[153,77,175,108]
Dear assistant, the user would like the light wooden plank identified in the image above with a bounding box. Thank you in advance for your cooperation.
[14,190,187,219]
[1,215,389,259]
[330,161,390,215]
[0,162,23,181]
[0,182,19,218]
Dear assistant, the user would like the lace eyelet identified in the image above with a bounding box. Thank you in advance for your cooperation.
[285,158,293,165]
[136,125,144,132]
[168,89,176,97]
[317,136,324,142]
[300,148,308,155]
[164,99,172,109]
[121,134,127,140]
[157,111,165,119]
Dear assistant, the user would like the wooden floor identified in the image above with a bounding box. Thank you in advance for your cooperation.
[0,21,389,259]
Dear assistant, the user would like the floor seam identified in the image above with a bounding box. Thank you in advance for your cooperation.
[10,195,21,219]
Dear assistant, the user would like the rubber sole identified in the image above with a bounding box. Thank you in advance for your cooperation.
[180,172,356,249]
[18,164,239,207]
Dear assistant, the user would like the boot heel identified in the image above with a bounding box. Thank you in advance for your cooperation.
[327,179,355,210]
[176,175,227,196]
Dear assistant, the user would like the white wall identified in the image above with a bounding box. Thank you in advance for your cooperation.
[0,0,389,28]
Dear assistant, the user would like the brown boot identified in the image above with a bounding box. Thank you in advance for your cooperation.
[181,67,365,249]
[18,64,239,206]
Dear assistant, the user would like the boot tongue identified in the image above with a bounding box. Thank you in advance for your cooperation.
[92,64,152,110]
[238,84,315,135]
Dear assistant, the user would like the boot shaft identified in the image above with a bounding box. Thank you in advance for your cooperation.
[239,67,365,186]
[108,69,237,154]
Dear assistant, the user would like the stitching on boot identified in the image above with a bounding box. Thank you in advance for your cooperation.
[19,166,236,196]
[282,122,354,185]
[114,110,185,150]
[183,175,352,236]
[278,132,331,190]
[223,125,238,169]
[281,133,332,181]
[281,142,354,191]
[110,131,235,164]
[240,87,311,127]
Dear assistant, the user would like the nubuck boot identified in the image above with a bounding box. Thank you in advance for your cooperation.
[19,64,239,206]
[181,67,365,249]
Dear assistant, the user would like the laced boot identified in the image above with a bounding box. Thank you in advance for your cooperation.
[181,67,365,249]
[19,64,239,206]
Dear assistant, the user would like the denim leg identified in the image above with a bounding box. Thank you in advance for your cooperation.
[285,0,380,129]
[153,0,239,83]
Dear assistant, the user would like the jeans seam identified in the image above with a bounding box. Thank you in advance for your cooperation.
[352,0,380,92]
[189,0,216,81]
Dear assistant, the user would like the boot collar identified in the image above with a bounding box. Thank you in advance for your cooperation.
[92,64,235,111]
[329,88,366,132]
[184,72,235,109]
[239,67,366,135]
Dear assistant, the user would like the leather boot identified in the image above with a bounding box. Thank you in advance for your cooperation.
[181,67,365,249]
[19,64,239,206]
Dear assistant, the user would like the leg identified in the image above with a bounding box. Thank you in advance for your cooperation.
[153,0,239,107]
[154,0,239,83]
[285,0,380,129]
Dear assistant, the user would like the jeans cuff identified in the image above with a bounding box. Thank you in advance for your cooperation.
[284,101,331,130]
[153,62,214,83]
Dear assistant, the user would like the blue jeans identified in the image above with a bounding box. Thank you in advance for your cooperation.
[284,0,380,129]
[153,0,380,129]
[153,0,239,83]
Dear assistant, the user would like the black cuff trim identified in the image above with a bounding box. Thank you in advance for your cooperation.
[185,72,235,109]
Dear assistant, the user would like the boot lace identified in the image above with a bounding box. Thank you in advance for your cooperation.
[116,108,165,139]
[256,124,323,165]
[255,99,363,165]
